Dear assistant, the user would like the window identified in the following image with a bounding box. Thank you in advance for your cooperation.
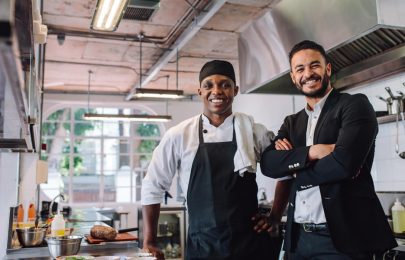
[40,107,163,205]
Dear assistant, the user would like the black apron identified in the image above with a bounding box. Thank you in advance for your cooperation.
[186,116,273,260]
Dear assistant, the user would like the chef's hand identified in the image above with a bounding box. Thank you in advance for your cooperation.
[142,244,165,260]
[251,213,279,234]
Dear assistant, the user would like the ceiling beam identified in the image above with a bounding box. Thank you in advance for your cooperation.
[125,0,227,101]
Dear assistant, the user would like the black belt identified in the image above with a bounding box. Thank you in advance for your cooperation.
[296,222,328,232]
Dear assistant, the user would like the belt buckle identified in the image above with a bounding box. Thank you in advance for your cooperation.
[302,223,313,232]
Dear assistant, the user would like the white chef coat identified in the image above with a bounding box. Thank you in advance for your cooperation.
[294,88,333,224]
[141,112,274,205]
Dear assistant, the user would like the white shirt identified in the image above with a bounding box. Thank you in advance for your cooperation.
[294,89,333,224]
[141,112,274,205]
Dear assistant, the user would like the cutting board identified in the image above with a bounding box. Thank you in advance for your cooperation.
[85,233,138,244]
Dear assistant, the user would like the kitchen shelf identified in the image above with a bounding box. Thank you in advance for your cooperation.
[377,113,405,124]
[138,206,186,260]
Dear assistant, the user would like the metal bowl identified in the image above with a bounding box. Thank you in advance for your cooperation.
[45,235,83,259]
[16,228,47,247]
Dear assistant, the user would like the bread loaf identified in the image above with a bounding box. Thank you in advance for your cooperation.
[90,225,117,240]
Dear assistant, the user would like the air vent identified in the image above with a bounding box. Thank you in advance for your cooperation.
[328,28,405,72]
[123,0,160,21]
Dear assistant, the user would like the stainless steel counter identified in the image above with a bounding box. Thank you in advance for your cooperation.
[5,240,139,259]
[6,208,139,259]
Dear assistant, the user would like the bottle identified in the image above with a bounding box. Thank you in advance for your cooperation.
[28,203,36,222]
[17,204,24,223]
[51,212,65,236]
[392,198,405,233]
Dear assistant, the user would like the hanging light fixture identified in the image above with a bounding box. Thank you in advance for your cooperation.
[83,113,171,122]
[82,70,172,122]
[129,38,185,100]
[131,76,184,100]
[91,0,129,31]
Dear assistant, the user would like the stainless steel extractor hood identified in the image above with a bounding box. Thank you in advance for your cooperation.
[238,0,405,94]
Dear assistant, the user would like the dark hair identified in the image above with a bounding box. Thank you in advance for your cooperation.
[288,40,328,65]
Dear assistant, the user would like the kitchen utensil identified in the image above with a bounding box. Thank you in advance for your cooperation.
[45,235,83,259]
[398,97,405,159]
[117,227,138,233]
[395,101,400,154]
[385,86,396,99]
[34,214,39,228]
[16,227,47,247]
[377,95,394,114]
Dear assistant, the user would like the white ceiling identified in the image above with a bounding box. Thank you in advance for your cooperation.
[42,0,278,97]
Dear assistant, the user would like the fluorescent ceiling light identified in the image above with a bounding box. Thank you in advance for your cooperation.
[131,88,185,100]
[91,0,129,31]
[83,113,172,122]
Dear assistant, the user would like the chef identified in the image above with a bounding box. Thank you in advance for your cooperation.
[141,60,276,260]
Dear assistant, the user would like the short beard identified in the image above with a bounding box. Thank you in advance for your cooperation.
[297,73,330,98]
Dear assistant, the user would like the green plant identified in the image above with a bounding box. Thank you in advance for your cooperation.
[136,123,160,137]
[43,108,96,175]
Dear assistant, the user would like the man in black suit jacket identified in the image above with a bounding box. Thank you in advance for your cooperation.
[259,40,397,259]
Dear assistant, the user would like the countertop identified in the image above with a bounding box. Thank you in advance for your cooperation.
[5,240,139,259]
[6,208,139,259]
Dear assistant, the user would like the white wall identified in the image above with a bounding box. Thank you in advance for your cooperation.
[344,72,405,191]
[0,153,20,257]
[233,93,306,202]
[18,154,39,209]
[0,81,21,257]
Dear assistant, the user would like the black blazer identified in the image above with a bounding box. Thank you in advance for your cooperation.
[261,89,397,254]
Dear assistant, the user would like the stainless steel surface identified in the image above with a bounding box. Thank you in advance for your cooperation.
[6,239,138,259]
[396,102,400,153]
[377,95,394,115]
[0,0,37,152]
[16,228,46,247]
[45,236,83,258]
[238,0,405,94]
[399,99,405,159]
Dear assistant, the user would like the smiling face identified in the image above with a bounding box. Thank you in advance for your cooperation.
[290,49,332,98]
[198,74,238,121]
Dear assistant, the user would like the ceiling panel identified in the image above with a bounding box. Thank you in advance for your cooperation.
[45,62,136,90]
[83,42,129,62]
[42,0,273,97]
[204,3,264,32]
[46,36,87,60]
[43,0,95,18]
[182,30,238,58]
[123,44,164,64]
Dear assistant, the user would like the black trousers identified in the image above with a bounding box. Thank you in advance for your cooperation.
[288,224,379,260]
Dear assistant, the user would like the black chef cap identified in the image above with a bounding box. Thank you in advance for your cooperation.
[199,60,236,85]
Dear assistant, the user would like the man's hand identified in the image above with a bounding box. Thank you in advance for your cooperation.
[308,144,335,161]
[251,213,279,235]
[275,138,293,150]
[142,244,165,260]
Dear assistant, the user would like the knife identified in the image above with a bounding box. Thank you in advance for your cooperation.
[117,227,138,233]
